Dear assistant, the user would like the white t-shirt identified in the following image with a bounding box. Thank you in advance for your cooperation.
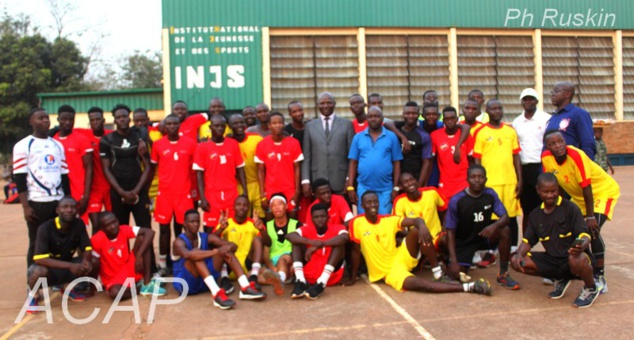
[512,109,551,164]
[13,136,69,202]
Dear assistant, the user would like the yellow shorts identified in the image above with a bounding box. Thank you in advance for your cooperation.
[574,196,619,220]
[239,181,264,218]
[385,243,419,292]
[491,184,521,218]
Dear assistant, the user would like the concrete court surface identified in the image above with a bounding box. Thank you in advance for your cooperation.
[1,167,633,339]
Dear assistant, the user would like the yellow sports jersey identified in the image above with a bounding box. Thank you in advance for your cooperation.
[221,217,260,271]
[542,146,620,219]
[392,187,447,239]
[198,121,233,141]
[237,133,263,185]
[458,120,483,136]
[148,128,163,201]
[473,123,520,186]
[349,215,404,283]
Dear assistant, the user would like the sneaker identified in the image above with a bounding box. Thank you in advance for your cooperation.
[542,278,555,285]
[600,275,608,294]
[219,277,235,295]
[497,272,520,290]
[239,282,266,300]
[470,252,482,270]
[573,286,602,308]
[26,295,39,315]
[471,278,492,296]
[291,280,309,299]
[477,253,497,268]
[304,283,325,300]
[140,281,167,296]
[62,287,86,302]
[249,274,262,291]
[548,279,571,299]
[263,269,285,296]
[213,289,236,310]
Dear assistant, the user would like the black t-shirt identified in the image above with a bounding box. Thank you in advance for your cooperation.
[395,121,432,179]
[34,218,91,262]
[100,130,148,190]
[283,124,305,150]
[445,188,508,246]
[525,199,589,258]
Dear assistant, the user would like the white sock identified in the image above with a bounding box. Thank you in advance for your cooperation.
[237,275,250,289]
[204,276,220,296]
[511,246,518,254]
[432,266,443,280]
[220,264,229,278]
[293,261,306,283]
[317,265,334,286]
[279,271,287,283]
[250,263,261,276]
[158,255,167,269]
[463,282,475,292]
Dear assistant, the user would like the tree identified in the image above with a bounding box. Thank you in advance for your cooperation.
[0,14,88,154]
[120,50,163,89]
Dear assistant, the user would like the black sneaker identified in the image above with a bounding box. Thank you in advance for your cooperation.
[548,279,571,299]
[291,280,309,299]
[471,278,492,296]
[219,277,234,295]
[249,274,261,291]
[573,286,601,308]
[239,282,266,300]
[213,289,236,310]
[304,283,325,300]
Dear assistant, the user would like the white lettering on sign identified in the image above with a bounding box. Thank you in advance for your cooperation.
[504,8,616,27]
[174,65,246,90]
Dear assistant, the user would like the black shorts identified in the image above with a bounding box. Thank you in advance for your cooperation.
[455,237,496,267]
[530,251,595,280]
[29,257,83,286]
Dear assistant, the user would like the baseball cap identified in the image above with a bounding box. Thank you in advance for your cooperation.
[519,88,539,100]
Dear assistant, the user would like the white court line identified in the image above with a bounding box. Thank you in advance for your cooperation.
[362,275,436,340]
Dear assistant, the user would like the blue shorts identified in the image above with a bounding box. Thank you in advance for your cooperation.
[271,252,291,266]
[356,184,393,215]
[173,259,219,295]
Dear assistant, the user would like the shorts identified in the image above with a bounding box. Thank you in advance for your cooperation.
[87,186,112,213]
[173,259,219,295]
[304,257,344,287]
[490,184,521,218]
[266,191,297,212]
[271,252,291,266]
[529,251,594,280]
[30,257,82,286]
[203,189,238,227]
[575,196,618,220]
[455,236,496,267]
[385,243,419,292]
[356,184,392,215]
[102,254,143,291]
[154,191,194,224]
[239,181,264,217]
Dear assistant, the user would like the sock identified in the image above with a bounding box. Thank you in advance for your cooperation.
[237,275,250,289]
[250,263,261,277]
[293,261,306,283]
[204,276,220,296]
[432,266,443,280]
[158,255,167,269]
[279,271,287,283]
[220,264,229,278]
[317,265,334,286]
[463,282,475,292]
[510,246,518,254]
[499,261,509,275]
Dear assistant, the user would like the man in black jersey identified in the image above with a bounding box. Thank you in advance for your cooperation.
[284,101,305,150]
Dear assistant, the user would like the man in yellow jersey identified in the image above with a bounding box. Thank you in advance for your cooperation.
[229,114,264,218]
[212,196,264,293]
[542,130,620,292]
[344,191,492,295]
[198,97,233,141]
[473,99,522,263]
[459,99,484,136]
[392,172,448,281]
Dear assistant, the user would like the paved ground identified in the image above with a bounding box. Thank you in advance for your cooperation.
[1,167,633,339]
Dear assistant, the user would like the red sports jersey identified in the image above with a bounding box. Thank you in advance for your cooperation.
[91,225,138,288]
[53,131,93,201]
[296,223,347,263]
[254,136,304,196]
[306,194,352,227]
[352,118,368,134]
[431,128,474,198]
[76,128,113,191]
[151,136,196,195]
[193,138,245,192]
[179,113,207,142]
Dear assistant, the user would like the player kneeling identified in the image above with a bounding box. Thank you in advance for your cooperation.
[91,212,165,299]
[172,209,265,310]
[286,203,348,299]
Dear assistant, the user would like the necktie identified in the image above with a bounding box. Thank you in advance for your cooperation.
[324,116,330,137]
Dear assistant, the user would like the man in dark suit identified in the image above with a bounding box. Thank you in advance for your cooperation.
[301,92,355,199]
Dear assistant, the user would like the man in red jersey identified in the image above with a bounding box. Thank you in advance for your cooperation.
[305,178,353,227]
[150,114,197,276]
[173,100,208,205]
[431,106,474,199]
[194,114,247,232]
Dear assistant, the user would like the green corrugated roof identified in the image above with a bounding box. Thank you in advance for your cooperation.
[38,88,164,113]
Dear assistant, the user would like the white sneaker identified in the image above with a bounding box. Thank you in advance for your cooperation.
[542,278,554,285]
[471,252,482,270]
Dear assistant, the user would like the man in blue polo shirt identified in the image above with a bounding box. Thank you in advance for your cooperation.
[347,106,403,214]
[546,82,595,160]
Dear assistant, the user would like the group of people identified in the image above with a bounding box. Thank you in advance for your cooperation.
[14,80,619,313]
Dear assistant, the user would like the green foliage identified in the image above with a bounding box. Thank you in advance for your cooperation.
[120,50,162,89]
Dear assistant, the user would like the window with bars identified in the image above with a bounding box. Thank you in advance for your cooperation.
[366,35,450,118]
[622,37,634,120]
[457,35,534,120]
[542,36,615,119]
[269,36,358,118]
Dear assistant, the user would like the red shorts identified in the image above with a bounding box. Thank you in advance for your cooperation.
[88,186,112,213]
[154,192,194,225]
[102,254,143,291]
[303,254,344,287]
[203,189,238,227]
